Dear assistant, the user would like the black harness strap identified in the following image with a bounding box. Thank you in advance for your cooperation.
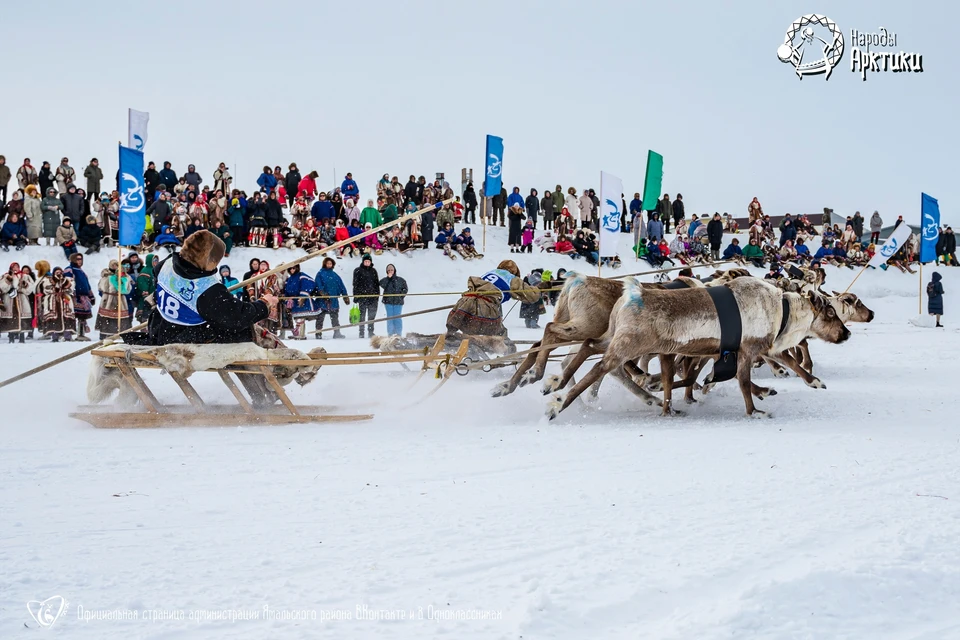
[662,278,691,290]
[776,298,790,340]
[705,286,742,384]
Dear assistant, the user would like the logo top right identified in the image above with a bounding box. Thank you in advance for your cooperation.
[777,14,924,81]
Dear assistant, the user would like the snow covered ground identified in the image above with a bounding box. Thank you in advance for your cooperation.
[2,227,959,639]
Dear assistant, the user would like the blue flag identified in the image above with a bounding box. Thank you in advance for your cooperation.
[118,145,146,246]
[920,192,940,263]
[484,135,503,198]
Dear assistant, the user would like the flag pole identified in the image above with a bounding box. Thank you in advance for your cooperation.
[918,260,923,315]
[482,213,486,254]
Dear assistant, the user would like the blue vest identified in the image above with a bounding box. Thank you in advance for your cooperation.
[481,269,515,303]
[155,260,221,326]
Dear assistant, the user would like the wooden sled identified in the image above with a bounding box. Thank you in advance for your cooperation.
[70,348,376,429]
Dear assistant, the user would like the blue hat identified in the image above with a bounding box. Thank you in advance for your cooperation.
[463,227,471,233]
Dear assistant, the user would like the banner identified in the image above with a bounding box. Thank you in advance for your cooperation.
[118,145,146,246]
[483,135,503,198]
[868,222,912,268]
[128,108,149,151]
[920,192,940,263]
[599,171,623,257]
[640,150,663,211]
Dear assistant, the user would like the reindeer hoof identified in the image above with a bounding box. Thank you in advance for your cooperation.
[684,396,698,405]
[807,378,826,389]
[490,381,511,398]
[545,397,564,420]
[772,367,790,379]
[701,382,715,395]
[518,369,539,388]
[646,380,663,392]
[748,410,772,419]
[541,375,562,395]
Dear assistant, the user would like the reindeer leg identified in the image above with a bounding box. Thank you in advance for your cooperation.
[610,364,661,408]
[761,354,790,378]
[797,339,813,373]
[773,350,825,389]
[660,354,681,416]
[738,352,769,418]
[546,354,618,420]
[542,339,601,395]
[491,339,542,397]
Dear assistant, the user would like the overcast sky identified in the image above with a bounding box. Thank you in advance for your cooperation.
[3,1,955,223]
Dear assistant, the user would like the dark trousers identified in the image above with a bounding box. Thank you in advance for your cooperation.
[315,310,341,334]
[86,189,98,203]
[493,205,504,225]
[358,300,378,336]
[0,184,7,205]
[870,232,880,244]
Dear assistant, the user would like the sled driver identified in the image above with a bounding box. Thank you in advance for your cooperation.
[445,259,544,337]
[148,230,278,344]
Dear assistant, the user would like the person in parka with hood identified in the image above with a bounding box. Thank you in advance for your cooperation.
[869,211,883,244]
[706,212,725,260]
[60,184,85,225]
[379,263,408,336]
[23,184,42,243]
[83,158,103,202]
[41,186,63,244]
[352,254,380,338]
[928,271,945,327]
[313,256,349,339]
[0,155,10,204]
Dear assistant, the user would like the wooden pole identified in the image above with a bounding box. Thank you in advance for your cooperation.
[0,199,453,391]
[842,262,871,294]
[918,260,923,315]
[307,304,455,335]
[482,213,486,254]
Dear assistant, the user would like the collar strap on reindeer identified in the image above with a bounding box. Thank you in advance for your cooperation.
[705,286,742,384]
[776,298,790,339]
[662,278,691,290]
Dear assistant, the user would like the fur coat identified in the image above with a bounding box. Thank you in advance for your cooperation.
[37,272,76,336]
[0,272,35,331]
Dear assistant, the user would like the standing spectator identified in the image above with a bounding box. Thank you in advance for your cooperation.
[403,175,418,206]
[314,257,348,339]
[55,157,76,194]
[589,189,600,230]
[507,186,524,212]
[147,193,173,231]
[658,194,672,234]
[83,158,102,203]
[284,163,302,206]
[578,190,593,229]
[40,187,62,245]
[941,227,957,266]
[0,155,9,205]
[869,211,883,244]
[492,185,507,226]
[37,266,77,341]
[0,263,34,342]
[352,254,379,338]
[852,210,865,243]
[647,212,664,241]
[256,165,277,195]
[263,192,284,247]
[341,173,359,201]
[525,188,540,227]
[630,193,644,235]
[208,189,227,225]
[23,185,42,245]
[298,170,319,203]
[144,162,160,203]
[508,204,525,252]
[94,260,132,339]
[38,161,55,194]
[283,264,319,340]
[136,254,159,322]
[563,188,578,233]
[213,162,232,194]
[928,272,945,327]
[463,182,478,225]
[16,158,38,191]
[158,162,177,193]
[60,184,84,226]
[63,253,95,340]
[540,189,555,231]
[672,193,685,230]
[379,264,408,336]
[707,213,724,260]
[182,164,203,192]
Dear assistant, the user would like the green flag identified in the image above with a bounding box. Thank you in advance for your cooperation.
[640,150,663,210]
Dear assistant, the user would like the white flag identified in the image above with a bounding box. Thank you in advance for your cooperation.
[128,109,149,151]
[599,171,623,257]
[868,223,912,268]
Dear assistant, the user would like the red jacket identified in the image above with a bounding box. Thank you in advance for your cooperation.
[298,176,317,198]
[555,239,574,253]
[335,226,350,243]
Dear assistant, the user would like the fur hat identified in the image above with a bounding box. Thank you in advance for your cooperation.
[497,260,520,277]
[35,260,51,278]
[24,184,38,197]
[180,230,226,270]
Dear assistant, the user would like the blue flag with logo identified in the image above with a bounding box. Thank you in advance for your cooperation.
[484,135,503,198]
[920,192,940,263]
[118,145,146,246]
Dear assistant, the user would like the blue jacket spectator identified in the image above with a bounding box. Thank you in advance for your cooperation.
[722,241,743,259]
[284,266,320,317]
[456,229,475,247]
[219,265,240,297]
[256,166,278,195]
[646,214,664,240]
[507,188,524,210]
[813,245,833,261]
[629,196,643,216]
[341,174,359,200]
[688,219,702,236]
[796,241,810,256]
[314,257,349,312]
[158,162,177,191]
[779,221,797,247]
[311,198,335,222]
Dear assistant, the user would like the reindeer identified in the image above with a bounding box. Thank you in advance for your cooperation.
[546,277,850,420]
